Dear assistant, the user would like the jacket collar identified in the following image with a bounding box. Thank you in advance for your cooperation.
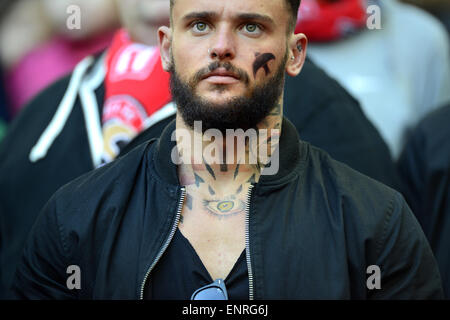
[152,116,307,188]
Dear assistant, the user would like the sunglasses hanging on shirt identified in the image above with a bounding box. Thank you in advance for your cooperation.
[191,279,228,300]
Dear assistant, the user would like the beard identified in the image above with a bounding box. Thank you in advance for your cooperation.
[169,53,287,133]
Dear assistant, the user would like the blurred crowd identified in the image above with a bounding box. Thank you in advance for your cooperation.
[1,0,448,147]
[0,0,449,298]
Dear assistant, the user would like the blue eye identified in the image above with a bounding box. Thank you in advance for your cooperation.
[242,23,263,36]
[245,24,258,33]
[193,22,208,32]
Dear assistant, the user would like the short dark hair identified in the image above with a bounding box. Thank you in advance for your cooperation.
[170,0,301,32]
[285,0,301,31]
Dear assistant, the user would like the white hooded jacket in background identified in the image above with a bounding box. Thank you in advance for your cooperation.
[307,0,450,158]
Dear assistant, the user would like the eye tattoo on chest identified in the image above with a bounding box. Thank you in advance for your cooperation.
[202,197,246,220]
[253,52,276,78]
[183,192,246,221]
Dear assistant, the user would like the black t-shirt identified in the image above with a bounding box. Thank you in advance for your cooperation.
[144,228,249,300]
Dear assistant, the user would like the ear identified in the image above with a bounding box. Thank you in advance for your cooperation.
[158,26,172,72]
[285,33,308,77]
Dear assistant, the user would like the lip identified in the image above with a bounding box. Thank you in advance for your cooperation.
[202,68,241,84]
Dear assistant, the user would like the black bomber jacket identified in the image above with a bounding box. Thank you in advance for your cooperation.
[11,118,443,299]
[0,55,402,299]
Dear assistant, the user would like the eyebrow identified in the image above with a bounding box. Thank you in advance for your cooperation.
[181,11,275,25]
[182,11,218,22]
[236,13,274,25]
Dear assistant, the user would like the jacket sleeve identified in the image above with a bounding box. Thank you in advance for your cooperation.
[10,195,76,300]
[369,192,444,299]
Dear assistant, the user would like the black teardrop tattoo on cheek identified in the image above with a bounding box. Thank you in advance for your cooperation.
[253,53,276,78]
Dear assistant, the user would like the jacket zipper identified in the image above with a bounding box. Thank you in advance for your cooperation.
[139,185,254,300]
[246,184,255,300]
[139,187,186,299]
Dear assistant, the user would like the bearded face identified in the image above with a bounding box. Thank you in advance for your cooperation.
[169,50,288,133]
[159,0,306,133]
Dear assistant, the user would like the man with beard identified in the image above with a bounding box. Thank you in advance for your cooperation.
[0,0,400,300]
[11,0,442,299]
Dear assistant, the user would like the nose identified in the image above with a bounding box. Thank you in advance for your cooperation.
[209,25,236,61]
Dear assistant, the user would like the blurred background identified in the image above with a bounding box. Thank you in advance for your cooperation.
[296,0,450,158]
[0,0,449,298]
[0,0,118,125]
[0,0,448,154]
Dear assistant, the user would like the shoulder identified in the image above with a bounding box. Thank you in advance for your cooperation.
[305,142,398,197]
[302,141,407,229]
[302,143,440,292]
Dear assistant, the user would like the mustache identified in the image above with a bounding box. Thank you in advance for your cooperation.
[189,62,250,87]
